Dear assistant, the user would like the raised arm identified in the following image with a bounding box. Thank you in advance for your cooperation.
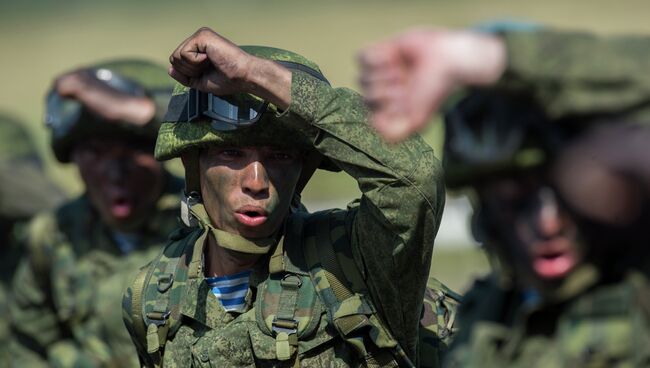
[358,27,650,141]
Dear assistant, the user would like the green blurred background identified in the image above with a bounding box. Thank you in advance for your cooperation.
[2,0,649,291]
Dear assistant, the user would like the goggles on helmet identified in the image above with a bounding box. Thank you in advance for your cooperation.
[444,91,555,166]
[45,68,148,138]
[164,60,330,131]
[186,89,268,131]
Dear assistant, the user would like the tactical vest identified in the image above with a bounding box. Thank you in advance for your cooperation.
[125,209,459,368]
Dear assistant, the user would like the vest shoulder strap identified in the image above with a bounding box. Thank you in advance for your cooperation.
[301,209,410,368]
[123,227,199,367]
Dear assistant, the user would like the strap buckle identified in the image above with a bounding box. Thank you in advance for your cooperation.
[157,273,174,293]
[271,317,298,335]
[146,310,171,327]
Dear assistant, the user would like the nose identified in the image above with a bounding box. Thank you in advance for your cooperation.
[241,160,269,198]
[535,187,563,237]
[104,157,129,183]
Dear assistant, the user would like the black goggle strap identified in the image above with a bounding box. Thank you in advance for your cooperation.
[274,61,330,86]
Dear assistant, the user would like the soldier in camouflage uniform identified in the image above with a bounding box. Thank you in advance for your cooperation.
[360,27,650,367]
[0,113,66,366]
[122,27,457,367]
[9,59,182,368]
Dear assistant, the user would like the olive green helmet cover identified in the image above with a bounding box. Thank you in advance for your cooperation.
[50,59,174,163]
[154,46,327,163]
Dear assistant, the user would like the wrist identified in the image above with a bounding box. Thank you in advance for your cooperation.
[242,56,292,110]
[449,32,507,87]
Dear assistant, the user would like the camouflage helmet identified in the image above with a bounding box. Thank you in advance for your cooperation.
[155,46,339,194]
[156,46,331,159]
[46,59,174,163]
[442,90,564,189]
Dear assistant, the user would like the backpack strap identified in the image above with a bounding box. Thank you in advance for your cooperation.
[303,209,414,368]
[125,227,202,367]
[128,264,152,363]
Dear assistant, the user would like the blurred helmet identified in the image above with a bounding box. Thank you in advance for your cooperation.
[0,112,41,163]
[443,90,563,189]
[46,59,174,163]
[155,46,339,194]
[0,113,65,219]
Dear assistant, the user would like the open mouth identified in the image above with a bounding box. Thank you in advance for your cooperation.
[110,196,134,219]
[531,240,577,280]
[235,206,268,227]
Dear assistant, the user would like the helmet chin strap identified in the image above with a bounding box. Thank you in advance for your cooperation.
[190,201,279,254]
[180,150,201,227]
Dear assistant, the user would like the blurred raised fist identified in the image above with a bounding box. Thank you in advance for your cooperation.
[358,28,506,142]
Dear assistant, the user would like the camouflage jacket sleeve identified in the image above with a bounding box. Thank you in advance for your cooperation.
[498,29,650,121]
[289,71,445,357]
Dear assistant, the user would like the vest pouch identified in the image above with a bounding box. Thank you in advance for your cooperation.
[253,273,336,363]
[189,317,257,367]
[190,346,214,368]
[249,312,357,366]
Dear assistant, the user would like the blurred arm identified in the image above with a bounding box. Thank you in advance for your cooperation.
[498,30,650,120]
[54,71,156,125]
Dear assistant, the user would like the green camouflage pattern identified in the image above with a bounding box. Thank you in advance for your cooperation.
[124,70,445,366]
[51,59,174,163]
[499,29,650,123]
[418,277,461,368]
[445,29,650,188]
[155,112,316,161]
[241,45,323,73]
[9,175,183,368]
[445,29,650,368]
[445,269,650,367]
[1,113,65,368]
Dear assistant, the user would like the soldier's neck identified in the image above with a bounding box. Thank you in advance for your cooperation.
[204,235,261,277]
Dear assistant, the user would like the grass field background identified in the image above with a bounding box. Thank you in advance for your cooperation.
[2,0,649,291]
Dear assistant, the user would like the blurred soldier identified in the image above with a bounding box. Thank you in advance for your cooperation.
[122,27,457,368]
[9,59,182,367]
[0,113,65,365]
[359,27,650,366]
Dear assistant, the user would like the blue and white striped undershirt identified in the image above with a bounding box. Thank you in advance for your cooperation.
[205,270,252,313]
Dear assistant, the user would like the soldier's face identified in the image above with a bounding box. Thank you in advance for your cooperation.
[198,146,302,239]
[72,138,165,232]
[480,173,585,285]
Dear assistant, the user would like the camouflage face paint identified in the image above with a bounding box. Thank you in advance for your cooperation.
[479,173,585,287]
[72,137,165,232]
[198,145,302,239]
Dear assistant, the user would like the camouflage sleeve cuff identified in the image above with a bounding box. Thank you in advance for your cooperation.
[288,70,438,179]
[288,70,341,123]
